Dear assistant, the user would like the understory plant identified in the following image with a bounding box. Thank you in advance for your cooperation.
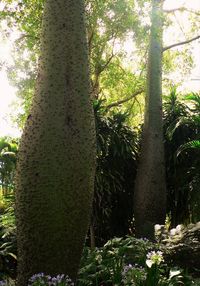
[0,197,16,280]
[0,235,198,285]
[78,236,154,285]
[28,273,74,286]
[77,237,194,286]
[163,90,200,225]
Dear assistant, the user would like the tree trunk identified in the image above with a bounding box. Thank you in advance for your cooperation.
[134,0,166,239]
[15,1,96,285]
[90,224,96,250]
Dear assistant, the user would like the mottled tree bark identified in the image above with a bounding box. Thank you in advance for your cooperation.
[15,1,96,285]
[134,0,166,239]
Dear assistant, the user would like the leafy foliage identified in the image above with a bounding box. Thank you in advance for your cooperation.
[163,89,200,225]
[1,0,145,127]
[91,101,139,245]
[78,236,195,286]
[0,229,198,285]
[0,202,16,280]
[0,138,18,195]
[177,139,200,156]
[78,236,155,285]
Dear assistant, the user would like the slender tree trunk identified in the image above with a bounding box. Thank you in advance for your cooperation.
[15,1,96,285]
[134,0,166,239]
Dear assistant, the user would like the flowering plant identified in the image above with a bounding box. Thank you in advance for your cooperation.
[146,251,164,268]
[28,273,74,286]
[0,280,15,286]
[122,263,146,285]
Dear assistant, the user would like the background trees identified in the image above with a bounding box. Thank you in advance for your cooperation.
[0,138,17,196]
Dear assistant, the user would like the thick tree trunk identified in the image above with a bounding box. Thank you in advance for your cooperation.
[134,0,166,239]
[15,1,96,285]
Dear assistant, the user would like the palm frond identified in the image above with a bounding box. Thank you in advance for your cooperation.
[177,140,200,157]
[184,93,200,112]
[184,93,200,105]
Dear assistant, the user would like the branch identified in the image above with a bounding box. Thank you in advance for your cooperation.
[164,7,200,15]
[88,29,94,55]
[91,52,115,97]
[15,34,39,43]
[164,7,185,13]
[100,52,115,73]
[178,8,200,16]
[105,89,144,110]
[163,35,200,52]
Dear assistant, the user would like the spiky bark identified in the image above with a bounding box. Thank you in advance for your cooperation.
[15,1,96,285]
[134,0,166,239]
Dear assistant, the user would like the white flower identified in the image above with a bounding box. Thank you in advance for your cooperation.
[169,269,181,279]
[146,251,164,268]
[146,259,153,268]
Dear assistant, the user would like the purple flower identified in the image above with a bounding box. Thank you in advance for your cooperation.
[29,272,45,282]
[122,264,133,276]
[28,273,74,285]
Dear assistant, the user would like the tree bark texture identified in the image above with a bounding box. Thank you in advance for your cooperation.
[15,1,96,285]
[134,0,166,239]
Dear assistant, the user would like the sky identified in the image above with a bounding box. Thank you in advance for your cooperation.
[0,70,20,137]
[0,0,200,137]
[0,35,21,138]
[164,0,200,10]
[164,0,200,91]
